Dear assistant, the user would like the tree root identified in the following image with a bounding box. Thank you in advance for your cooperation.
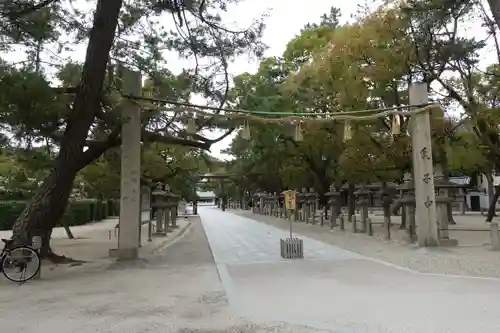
[45,252,86,265]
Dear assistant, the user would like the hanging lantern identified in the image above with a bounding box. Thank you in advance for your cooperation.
[241,120,251,140]
[186,117,197,135]
[343,120,352,141]
[391,114,401,136]
[294,122,303,142]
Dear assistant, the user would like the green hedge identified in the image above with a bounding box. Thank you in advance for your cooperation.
[0,199,119,230]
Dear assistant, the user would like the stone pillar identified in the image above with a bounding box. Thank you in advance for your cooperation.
[409,83,439,246]
[110,67,142,260]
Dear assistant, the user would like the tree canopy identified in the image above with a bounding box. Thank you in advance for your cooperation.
[224,0,500,209]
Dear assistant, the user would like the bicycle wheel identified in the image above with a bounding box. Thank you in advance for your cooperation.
[1,246,41,283]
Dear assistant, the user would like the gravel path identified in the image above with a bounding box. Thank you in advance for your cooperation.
[231,210,500,279]
[0,219,327,333]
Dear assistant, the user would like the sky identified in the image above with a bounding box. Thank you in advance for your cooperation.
[2,0,494,161]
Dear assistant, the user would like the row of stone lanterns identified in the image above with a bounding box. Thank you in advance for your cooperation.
[242,173,489,248]
[151,182,181,238]
[248,184,402,241]
[252,189,322,224]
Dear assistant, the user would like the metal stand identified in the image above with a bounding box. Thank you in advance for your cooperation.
[280,209,304,259]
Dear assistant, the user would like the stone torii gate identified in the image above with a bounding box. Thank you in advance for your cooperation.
[194,173,233,211]
[109,67,440,260]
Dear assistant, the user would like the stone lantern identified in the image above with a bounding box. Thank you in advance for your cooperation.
[325,184,341,229]
[163,183,181,229]
[251,193,258,214]
[434,171,459,246]
[354,185,371,233]
[151,182,169,236]
[308,188,318,224]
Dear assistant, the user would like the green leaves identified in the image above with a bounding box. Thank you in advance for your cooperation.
[226,1,500,192]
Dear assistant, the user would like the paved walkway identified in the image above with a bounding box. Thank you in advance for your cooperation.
[199,207,500,333]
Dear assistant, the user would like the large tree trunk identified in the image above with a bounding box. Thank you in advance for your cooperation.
[487,0,500,32]
[12,166,78,257]
[485,173,496,220]
[63,222,75,239]
[486,185,500,222]
[11,0,123,258]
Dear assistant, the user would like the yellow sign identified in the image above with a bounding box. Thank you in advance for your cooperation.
[283,190,296,210]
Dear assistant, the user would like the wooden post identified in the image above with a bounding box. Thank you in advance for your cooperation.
[109,66,142,259]
[409,83,439,246]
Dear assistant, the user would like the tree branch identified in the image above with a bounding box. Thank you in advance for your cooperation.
[3,0,58,18]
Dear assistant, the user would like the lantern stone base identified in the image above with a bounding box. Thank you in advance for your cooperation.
[109,247,138,260]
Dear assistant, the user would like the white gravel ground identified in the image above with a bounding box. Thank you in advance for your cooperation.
[0,220,327,333]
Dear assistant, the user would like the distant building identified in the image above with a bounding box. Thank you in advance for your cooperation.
[450,174,500,211]
[196,189,216,205]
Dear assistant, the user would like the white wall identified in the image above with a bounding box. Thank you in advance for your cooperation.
[466,173,500,210]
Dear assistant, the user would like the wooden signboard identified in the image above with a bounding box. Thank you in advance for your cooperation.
[283,190,296,211]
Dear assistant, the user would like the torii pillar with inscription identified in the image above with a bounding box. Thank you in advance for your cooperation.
[409,82,439,246]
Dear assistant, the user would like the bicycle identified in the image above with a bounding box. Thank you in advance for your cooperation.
[1,238,41,283]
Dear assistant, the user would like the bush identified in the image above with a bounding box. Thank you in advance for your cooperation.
[0,199,119,230]
[0,201,25,230]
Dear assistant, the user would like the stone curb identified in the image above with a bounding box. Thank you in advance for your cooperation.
[150,218,195,254]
